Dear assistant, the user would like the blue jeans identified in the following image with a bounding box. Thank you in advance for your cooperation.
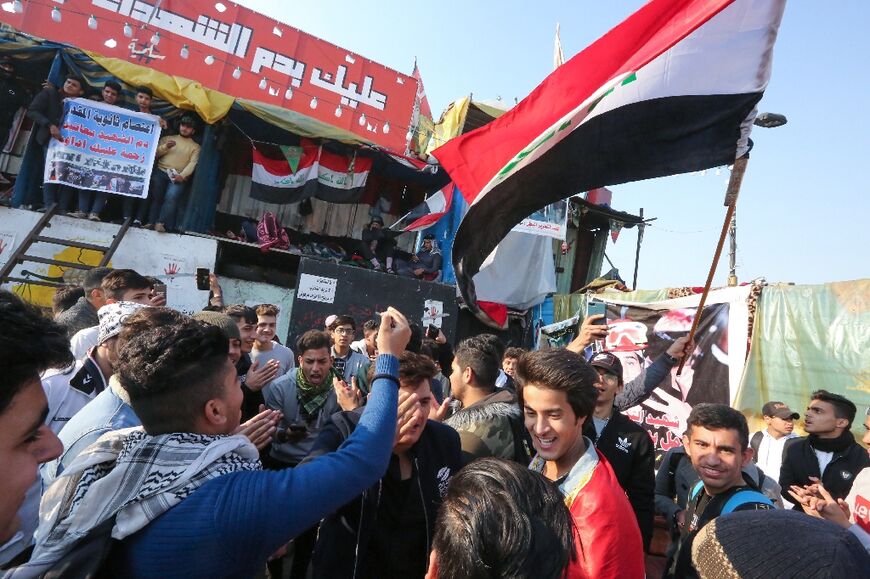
[148,171,187,230]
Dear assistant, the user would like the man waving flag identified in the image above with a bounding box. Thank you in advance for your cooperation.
[433,0,787,322]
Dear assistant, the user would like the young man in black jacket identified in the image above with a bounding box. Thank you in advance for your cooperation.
[26,74,84,211]
[583,351,655,550]
[780,389,870,508]
[307,351,462,578]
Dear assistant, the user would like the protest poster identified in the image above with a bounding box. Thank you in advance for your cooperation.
[588,286,751,465]
[511,199,569,240]
[44,98,161,199]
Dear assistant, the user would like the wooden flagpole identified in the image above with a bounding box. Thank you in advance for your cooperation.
[676,155,749,376]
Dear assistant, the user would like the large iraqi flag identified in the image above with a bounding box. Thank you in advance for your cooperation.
[433,0,787,319]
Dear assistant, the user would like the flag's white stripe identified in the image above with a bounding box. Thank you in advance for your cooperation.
[470,0,786,206]
[424,190,447,213]
[586,0,785,123]
[252,161,316,189]
[317,166,369,190]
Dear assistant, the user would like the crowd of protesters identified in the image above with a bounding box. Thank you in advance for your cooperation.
[0,267,868,578]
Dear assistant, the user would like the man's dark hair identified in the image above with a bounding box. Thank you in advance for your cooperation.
[328,314,355,332]
[811,390,858,427]
[478,333,506,362]
[504,346,525,361]
[118,307,187,350]
[296,330,331,356]
[399,351,436,389]
[514,349,597,421]
[433,458,575,579]
[104,80,122,94]
[83,267,113,293]
[116,319,229,434]
[225,304,256,325]
[51,285,85,315]
[136,86,153,97]
[0,291,74,414]
[362,318,380,333]
[686,403,750,451]
[453,335,503,388]
[65,74,85,89]
[101,269,150,300]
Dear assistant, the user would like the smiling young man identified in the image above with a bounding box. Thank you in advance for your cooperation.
[780,390,870,509]
[516,349,644,579]
[665,403,774,579]
[583,351,655,551]
[0,292,70,568]
[308,351,462,578]
[227,304,280,421]
[250,304,294,390]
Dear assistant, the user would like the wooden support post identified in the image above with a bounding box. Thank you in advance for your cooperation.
[677,157,748,375]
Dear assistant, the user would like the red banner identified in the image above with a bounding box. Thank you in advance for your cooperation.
[1,0,419,152]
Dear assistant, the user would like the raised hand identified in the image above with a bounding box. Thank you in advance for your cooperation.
[234,405,282,450]
[334,375,362,411]
[246,359,280,391]
[566,315,608,353]
[377,307,411,357]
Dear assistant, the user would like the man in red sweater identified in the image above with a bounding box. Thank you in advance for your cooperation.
[516,349,645,579]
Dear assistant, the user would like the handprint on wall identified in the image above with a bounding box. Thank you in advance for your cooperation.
[164,262,180,276]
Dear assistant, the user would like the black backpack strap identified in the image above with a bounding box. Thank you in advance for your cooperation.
[750,431,763,460]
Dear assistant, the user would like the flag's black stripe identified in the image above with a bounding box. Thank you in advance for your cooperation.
[249,181,316,205]
[452,92,762,303]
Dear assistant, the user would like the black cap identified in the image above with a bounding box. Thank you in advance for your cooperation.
[369,215,384,225]
[588,351,623,378]
[761,401,799,420]
[423,233,435,240]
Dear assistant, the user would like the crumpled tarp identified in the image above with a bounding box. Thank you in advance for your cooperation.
[734,280,870,435]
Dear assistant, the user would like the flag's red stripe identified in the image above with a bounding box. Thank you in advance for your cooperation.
[433,0,735,201]
[319,150,374,173]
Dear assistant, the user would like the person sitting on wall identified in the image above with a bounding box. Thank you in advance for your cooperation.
[395,233,443,281]
[358,215,401,272]
[145,114,201,233]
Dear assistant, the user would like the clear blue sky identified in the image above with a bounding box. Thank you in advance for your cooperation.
[237,0,869,290]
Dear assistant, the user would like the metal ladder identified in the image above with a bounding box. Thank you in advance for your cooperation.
[0,204,132,289]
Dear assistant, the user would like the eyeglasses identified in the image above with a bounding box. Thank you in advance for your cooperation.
[334,328,354,335]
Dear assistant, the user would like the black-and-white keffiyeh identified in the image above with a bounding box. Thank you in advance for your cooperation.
[7,427,260,578]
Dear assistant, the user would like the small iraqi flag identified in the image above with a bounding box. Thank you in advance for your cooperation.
[250,140,319,204]
[390,183,454,232]
[433,0,787,320]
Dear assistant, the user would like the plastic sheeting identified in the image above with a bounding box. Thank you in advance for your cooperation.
[473,230,557,310]
[734,280,870,434]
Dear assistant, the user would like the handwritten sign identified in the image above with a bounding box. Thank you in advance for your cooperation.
[44,99,161,198]
[297,273,337,304]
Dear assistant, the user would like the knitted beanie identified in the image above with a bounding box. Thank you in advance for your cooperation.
[192,311,241,340]
[692,509,870,578]
[97,301,147,345]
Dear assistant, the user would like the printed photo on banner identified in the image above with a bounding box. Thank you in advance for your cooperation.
[44,98,162,198]
[600,302,731,464]
[511,199,569,240]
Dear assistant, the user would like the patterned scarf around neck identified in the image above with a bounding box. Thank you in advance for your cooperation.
[296,366,339,415]
[7,427,260,578]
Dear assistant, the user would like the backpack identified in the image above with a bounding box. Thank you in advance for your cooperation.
[689,480,773,514]
[256,211,290,252]
[750,431,764,461]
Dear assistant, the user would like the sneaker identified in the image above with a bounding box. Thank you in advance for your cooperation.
[154,223,166,233]
[35,206,47,213]
[68,211,86,219]
[88,213,101,222]
[133,219,142,227]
